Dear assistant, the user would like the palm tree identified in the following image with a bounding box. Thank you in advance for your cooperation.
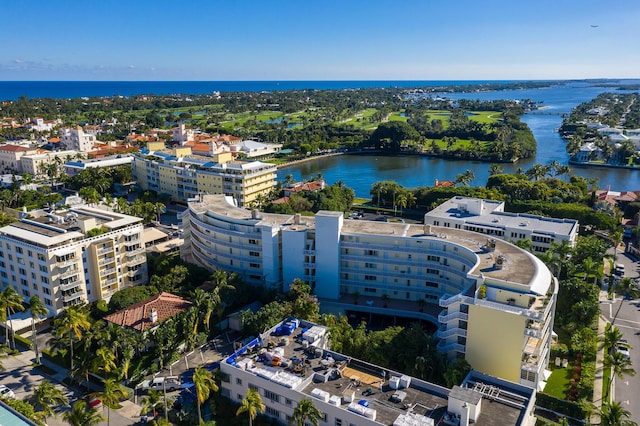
[455,169,475,186]
[29,295,49,364]
[601,323,627,356]
[0,286,25,349]
[290,398,323,426]
[236,388,265,426]
[140,389,162,420]
[488,163,504,176]
[63,400,105,426]
[615,277,640,299]
[606,351,636,397]
[596,401,637,426]
[29,380,69,418]
[192,289,215,335]
[99,378,128,426]
[92,346,117,376]
[193,366,219,425]
[56,306,91,374]
[580,257,602,285]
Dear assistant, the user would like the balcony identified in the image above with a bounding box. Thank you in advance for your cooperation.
[97,246,114,256]
[303,250,315,256]
[438,310,469,323]
[126,269,140,277]
[99,267,116,277]
[99,257,116,267]
[125,247,145,256]
[60,281,81,292]
[303,263,316,269]
[524,328,543,339]
[62,292,83,303]
[125,254,146,265]
[57,258,78,268]
[102,277,118,286]
[59,268,79,280]
[439,293,474,308]
[436,327,467,339]
[123,240,140,248]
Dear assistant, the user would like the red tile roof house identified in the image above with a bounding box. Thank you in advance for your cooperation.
[104,292,192,333]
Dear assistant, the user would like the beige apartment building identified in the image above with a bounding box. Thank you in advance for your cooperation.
[132,148,277,206]
[0,206,148,316]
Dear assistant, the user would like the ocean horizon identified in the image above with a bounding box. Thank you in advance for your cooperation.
[0,79,545,101]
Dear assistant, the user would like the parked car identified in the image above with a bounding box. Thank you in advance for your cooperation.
[0,385,15,399]
[616,340,631,359]
[87,396,102,409]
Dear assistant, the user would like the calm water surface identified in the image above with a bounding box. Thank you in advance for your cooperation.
[280,82,640,197]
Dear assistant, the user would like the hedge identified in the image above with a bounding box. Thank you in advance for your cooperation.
[13,334,32,350]
[536,392,585,420]
[42,348,70,369]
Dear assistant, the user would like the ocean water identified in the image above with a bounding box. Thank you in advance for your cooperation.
[0,80,522,101]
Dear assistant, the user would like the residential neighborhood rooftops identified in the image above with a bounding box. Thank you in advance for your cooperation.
[103,292,192,332]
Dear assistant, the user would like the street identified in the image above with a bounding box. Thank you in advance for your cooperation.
[600,250,640,423]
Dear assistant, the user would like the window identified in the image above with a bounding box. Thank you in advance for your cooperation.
[236,378,242,385]
[264,389,279,402]
[427,255,440,262]
[265,406,280,418]
[39,265,47,272]
[364,275,376,281]
[426,268,439,275]
[45,298,52,306]
[364,262,376,269]
[249,251,260,257]
[285,398,292,406]
[365,249,377,256]
[364,288,377,293]
[335,420,342,426]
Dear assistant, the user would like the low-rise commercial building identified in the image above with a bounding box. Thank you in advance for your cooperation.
[181,195,559,390]
[424,197,578,252]
[222,318,537,426]
[0,206,148,316]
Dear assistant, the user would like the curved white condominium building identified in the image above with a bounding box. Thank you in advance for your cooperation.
[181,195,559,390]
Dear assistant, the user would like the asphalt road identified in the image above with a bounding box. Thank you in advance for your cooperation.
[600,250,640,423]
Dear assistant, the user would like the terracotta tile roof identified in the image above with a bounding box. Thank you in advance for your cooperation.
[0,144,30,152]
[103,292,192,332]
[285,180,325,194]
[48,137,62,143]
[434,179,456,187]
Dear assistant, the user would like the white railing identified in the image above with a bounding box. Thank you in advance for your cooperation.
[97,247,113,255]
[99,257,116,267]
[102,277,118,286]
[436,327,467,339]
[438,311,469,323]
[125,254,146,264]
[63,292,83,303]
[59,269,79,280]
[439,293,474,307]
[99,267,116,277]
[60,282,81,292]
[524,328,542,339]
[57,258,77,268]
[125,247,145,256]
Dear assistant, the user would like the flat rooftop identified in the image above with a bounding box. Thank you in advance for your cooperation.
[426,196,577,237]
[0,206,142,248]
[192,195,539,288]
[225,319,532,426]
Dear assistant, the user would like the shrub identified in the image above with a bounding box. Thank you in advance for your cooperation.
[13,334,33,350]
[536,392,585,419]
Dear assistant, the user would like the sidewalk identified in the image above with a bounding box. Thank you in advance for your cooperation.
[4,347,142,425]
[593,289,612,424]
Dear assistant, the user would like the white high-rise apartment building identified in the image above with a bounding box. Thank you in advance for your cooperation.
[181,195,563,390]
[0,206,148,316]
[61,126,96,152]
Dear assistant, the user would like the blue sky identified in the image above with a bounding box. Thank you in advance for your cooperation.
[1,0,638,80]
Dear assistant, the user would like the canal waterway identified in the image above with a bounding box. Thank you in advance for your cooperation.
[279,81,640,197]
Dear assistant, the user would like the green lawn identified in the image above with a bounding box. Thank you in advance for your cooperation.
[544,364,572,399]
